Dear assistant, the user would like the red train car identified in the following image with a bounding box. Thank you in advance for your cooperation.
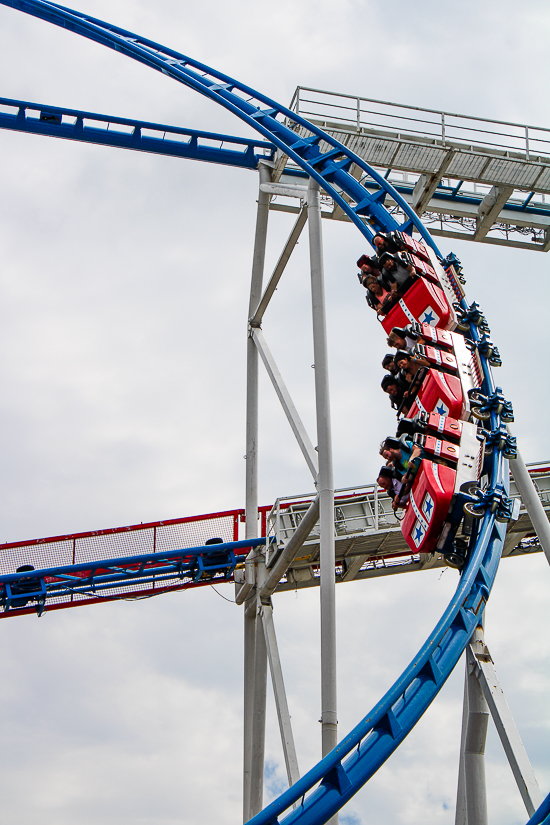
[371,234,487,567]
[381,277,455,333]
[400,420,484,559]
[406,332,482,420]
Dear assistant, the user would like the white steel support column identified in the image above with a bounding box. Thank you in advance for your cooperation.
[249,558,268,819]
[243,162,272,823]
[243,610,258,822]
[470,630,542,815]
[510,441,550,566]
[246,161,272,535]
[455,670,469,825]
[307,177,338,764]
[463,626,489,825]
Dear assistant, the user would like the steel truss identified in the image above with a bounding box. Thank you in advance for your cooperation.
[0,3,548,825]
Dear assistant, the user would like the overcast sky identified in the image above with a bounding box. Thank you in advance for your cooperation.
[0,1,549,824]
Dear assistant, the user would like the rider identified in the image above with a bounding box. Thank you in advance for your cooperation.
[372,232,404,258]
[379,253,416,294]
[382,354,398,374]
[381,375,406,411]
[377,466,409,509]
[380,436,423,479]
[387,325,426,352]
[363,273,393,315]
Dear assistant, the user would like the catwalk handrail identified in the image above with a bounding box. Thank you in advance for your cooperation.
[290,86,550,161]
[0,4,510,824]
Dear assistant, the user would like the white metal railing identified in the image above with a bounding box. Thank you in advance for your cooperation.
[289,87,550,163]
[266,484,400,553]
[267,463,550,552]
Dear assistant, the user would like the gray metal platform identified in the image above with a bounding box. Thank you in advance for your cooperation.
[266,461,550,592]
[271,88,550,252]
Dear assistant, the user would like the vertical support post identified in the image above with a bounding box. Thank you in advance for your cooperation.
[249,558,268,818]
[455,664,469,825]
[307,177,338,765]
[509,441,550,566]
[243,610,258,822]
[246,161,271,535]
[243,162,271,823]
[471,632,542,815]
[464,626,489,825]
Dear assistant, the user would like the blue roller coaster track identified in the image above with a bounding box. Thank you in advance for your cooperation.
[0,2,544,824]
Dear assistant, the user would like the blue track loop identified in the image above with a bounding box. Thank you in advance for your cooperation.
[0,0,442,258]
[526,792,550,825]
[0,3,511,824]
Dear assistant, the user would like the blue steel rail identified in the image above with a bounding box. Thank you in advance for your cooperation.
[0,0,442,256]
[527,792,550,825]
[0,96,275,169]
[0,538,266,617]
[0,2,520,824]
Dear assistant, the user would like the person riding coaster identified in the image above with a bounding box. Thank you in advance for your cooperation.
[356,254,381,280]
[381,374,410,414]
[382,353,398,374]
[378,252,416,295]
[379,435,425,512]
[372,231,405,258]
[394,349,430,380]
[387,324,426,352]
[363,273,394,315]
[376,465,409,510]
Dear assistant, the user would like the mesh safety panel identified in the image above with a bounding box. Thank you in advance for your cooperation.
[0,510,242,617]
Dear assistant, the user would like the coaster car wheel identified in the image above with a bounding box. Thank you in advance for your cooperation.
[468,390,485,405]
[463,501,485,519]
[444,551,464,569]
[460,481,480,496]
[470,406,491,421]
